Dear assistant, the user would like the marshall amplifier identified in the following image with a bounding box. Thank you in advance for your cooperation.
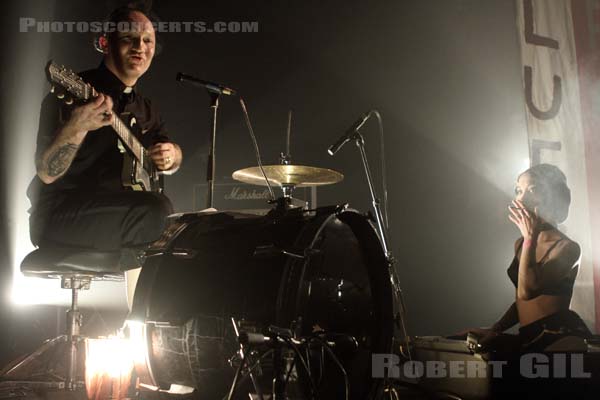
[192,180,317,211]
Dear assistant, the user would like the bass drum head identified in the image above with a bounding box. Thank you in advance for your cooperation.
[131,207,394,399]
[277,209,394,399]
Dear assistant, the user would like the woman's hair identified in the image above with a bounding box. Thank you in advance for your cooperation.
[519,163,571,224]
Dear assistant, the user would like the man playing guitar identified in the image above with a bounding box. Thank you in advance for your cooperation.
[27,6,182,261]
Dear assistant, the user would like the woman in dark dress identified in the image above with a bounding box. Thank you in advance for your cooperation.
[470,164,591,351]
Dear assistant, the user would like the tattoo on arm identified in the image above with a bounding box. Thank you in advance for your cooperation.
[46,143,79,177]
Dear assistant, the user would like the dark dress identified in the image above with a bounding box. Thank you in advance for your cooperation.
[507,236,591,351]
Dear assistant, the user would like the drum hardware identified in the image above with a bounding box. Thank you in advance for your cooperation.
[233,165,344,189]
[233,164,343,213]
[267,195,308,213]
[252,244,321,260]
[231,324,354,400]
[229,318,266,400]
[232,164,342,214]
[170,249,197,259]
[326,111,411,365]
[234,114,343,212]
[281,249,311,260]
[130,207,392,398]
[280,110,293,166]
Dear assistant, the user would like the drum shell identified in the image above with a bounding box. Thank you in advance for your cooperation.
[131,208,394,398]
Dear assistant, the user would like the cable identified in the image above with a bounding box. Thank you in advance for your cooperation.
[282,338,319,400]
[309,336,349,400]
[239,97,276,201]
[283,355,297,387]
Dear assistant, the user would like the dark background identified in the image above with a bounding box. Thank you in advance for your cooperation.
[0,0,531,365]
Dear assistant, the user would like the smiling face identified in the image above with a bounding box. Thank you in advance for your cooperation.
[104,11,155,86]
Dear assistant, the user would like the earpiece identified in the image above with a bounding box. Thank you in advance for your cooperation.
[93,34,109,54]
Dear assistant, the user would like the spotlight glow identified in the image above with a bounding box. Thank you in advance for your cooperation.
[85,336,134,400]
[125,320,150,366]
[521,157,531,173]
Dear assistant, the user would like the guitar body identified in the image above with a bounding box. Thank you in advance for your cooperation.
[121,152,157,191]
[119,113,162,192]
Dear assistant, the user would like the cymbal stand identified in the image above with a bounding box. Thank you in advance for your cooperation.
[272,111,307,211]
[278,111,294,201]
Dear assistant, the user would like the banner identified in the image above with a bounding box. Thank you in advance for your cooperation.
[516,0,599,332]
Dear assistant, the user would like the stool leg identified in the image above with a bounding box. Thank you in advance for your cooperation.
[66,278,82,390]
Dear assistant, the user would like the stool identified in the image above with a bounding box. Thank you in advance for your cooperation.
[0,247,124,390]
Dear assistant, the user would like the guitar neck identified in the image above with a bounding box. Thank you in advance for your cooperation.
[46,60,150,168]
[112,116,144,162]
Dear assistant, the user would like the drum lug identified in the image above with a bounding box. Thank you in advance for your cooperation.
[335,203,349,214]
[283,247,321,259]
[144,320,173,329]
[253,245,321,260]
[314,203,348,217]
[170,249,197,259]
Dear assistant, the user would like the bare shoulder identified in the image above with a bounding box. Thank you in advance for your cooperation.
[548,236,581,265]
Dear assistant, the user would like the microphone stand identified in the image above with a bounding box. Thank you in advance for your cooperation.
[206,91,220,209]
[351,131,411,360]
[354,132,390,256]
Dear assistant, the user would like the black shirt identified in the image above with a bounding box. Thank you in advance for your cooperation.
[27,62,169,214]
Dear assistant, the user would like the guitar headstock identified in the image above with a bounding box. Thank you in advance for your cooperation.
[45,60,96,103]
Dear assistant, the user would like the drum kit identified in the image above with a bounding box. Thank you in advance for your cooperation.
[124,113,410,399]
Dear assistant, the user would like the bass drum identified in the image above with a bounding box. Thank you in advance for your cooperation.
[130,205,394,399]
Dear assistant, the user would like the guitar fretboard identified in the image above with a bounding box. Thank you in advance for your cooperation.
[112,116,144,162]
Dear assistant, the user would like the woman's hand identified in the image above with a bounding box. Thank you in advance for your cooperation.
[455,327,501,350]
[508,199,541,240]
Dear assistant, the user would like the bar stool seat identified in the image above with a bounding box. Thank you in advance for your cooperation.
[0,247,127,390]
[21,247,124,281]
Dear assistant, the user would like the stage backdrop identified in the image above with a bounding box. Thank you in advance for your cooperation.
[516,0,600,332]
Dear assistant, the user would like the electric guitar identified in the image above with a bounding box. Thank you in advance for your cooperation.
[45,60,161,192]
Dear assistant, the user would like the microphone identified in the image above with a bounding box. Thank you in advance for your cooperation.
[327,111,372,156]
[238,331,271,346]
[176,72,236,96]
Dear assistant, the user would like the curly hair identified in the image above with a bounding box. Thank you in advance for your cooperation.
[519,164,571,224]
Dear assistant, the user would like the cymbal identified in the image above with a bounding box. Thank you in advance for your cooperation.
[232,165,344,187]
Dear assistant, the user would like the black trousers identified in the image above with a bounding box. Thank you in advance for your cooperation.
[31,190,173,251]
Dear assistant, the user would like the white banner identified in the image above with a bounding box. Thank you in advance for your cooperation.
[516,0,596,331]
